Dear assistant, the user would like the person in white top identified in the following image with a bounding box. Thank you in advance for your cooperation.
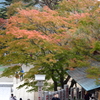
[10,94,16,100]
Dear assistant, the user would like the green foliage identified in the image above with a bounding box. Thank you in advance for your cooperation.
[0,0,100,91]
[86,67,100,84]
[0,0,12,19]
[94,41,100,51]
[1,65,21,77]
[0,8,7,19]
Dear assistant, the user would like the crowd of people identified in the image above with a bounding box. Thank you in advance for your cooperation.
[10,93,60,100]
[10,91,96,100]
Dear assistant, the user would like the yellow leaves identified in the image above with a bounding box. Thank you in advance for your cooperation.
[69,58,89,68]
[87,67,100,78]
[8,7,69,31]
[7,8,73,46]
[7,26,50,42]
[7,1,24,18]
[43,6,58,15]
[59,0,97,13]
[5,0,100,66]
[38,53,57,65]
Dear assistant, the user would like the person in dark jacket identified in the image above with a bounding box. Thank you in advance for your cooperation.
[52,93,60,100]
[84,92,92,100]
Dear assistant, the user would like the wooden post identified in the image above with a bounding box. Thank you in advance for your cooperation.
[76,88,79,100]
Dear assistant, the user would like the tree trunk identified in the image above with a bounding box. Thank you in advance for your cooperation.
[54,81,58,91]
[60,75,64,89]
[69,79,76,88]
[64,75,71,84]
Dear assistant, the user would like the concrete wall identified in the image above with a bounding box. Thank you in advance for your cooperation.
[34,92,38,100]
[0,87,11,100]
[13,78,34,100]
[0,64,35,100]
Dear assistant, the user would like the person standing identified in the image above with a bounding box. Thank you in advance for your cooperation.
[56,94,60,100]
[52,94,57,100]
[52,93,60,100]
[84,92,92,100]
[10,94,16,100]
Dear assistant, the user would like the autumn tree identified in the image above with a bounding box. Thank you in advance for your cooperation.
[0,0,37,19]
[58,0,100,83]
[0,0,62,19]
[0,0,100,91]
[0,5,90,91]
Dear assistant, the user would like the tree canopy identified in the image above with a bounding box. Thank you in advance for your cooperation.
[0,0,100,91]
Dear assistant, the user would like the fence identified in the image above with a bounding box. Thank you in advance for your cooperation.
[43,85,85,100]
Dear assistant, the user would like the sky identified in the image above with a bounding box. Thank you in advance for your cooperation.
[0,0,6,8]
